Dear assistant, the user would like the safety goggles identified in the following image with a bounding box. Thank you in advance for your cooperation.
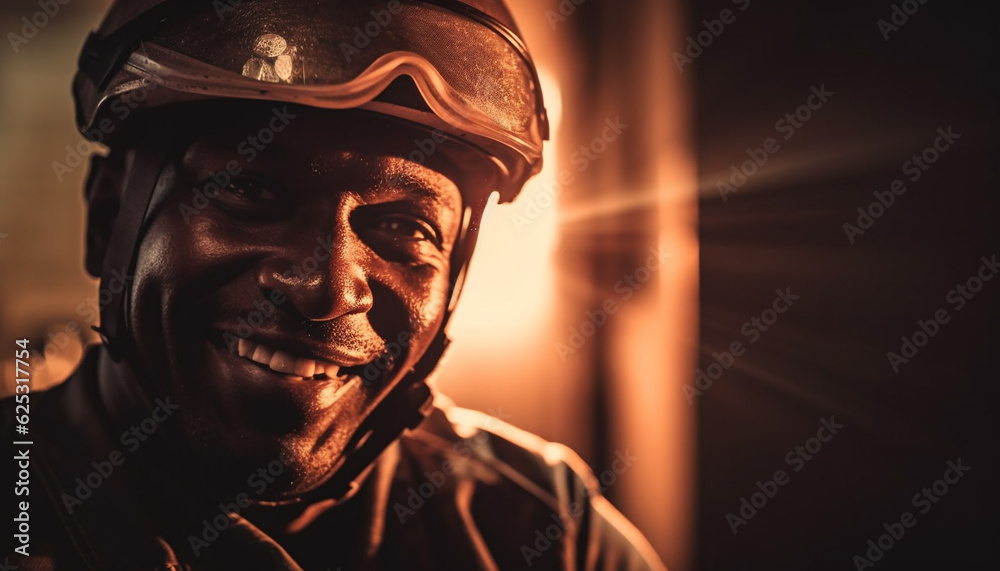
[75,0,548,201]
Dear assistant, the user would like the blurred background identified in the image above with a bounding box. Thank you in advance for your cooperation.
[0,0,996,570]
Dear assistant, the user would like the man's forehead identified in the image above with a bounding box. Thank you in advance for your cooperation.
[182,138,460,201]
[310,153,459,196]
[181,138,463,219]
[160,101,494,204]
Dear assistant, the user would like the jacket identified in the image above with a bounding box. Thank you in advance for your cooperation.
[2,347,665,570]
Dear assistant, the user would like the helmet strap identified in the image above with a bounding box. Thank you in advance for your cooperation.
[92,129,175,365]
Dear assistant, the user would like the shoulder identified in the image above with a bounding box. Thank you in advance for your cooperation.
[406,402,594,485]
[390,398,666,570]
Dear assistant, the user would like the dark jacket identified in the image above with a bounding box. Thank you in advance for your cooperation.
[2,348,665,570]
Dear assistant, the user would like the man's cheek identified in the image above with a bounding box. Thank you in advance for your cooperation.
[403,285,449,359]
[413,275,450,331]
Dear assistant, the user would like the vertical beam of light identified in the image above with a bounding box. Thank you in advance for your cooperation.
[600,1,696,568]
[444,68,562,340]
[438,2,695,567]
[434,62,589,449]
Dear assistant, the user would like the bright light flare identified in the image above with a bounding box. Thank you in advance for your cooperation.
[445,67,562,339]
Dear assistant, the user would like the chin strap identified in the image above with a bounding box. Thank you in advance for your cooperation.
[91,131,175,365]
[319,339,441,501]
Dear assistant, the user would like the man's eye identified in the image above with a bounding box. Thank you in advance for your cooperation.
[208,178,288,219]
[222,180,277,203]
[375,216,437,243]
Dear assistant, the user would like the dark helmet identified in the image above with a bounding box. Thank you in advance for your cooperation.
[73,0,547,500]
[74,0,547,201]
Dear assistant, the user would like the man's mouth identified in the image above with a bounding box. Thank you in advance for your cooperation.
[222,336,369,382]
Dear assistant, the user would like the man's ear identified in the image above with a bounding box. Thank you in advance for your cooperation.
[84,152,126,278]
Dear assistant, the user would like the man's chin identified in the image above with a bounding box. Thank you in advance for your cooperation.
[186,427,351,501]
[169,333,411,499]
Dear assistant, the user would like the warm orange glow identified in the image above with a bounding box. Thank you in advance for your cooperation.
[437,2,696,567]
[434,65,584,447]
[445,67,562,339]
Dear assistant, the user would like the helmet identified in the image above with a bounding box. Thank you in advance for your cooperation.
[74,0,548,201]
[74,0,548,500]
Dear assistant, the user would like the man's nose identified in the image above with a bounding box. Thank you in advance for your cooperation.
[256,227,374,321]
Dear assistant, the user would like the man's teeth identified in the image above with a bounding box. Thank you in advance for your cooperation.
[235,338,342,379]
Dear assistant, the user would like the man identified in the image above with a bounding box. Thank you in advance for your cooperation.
[3,0,665,568]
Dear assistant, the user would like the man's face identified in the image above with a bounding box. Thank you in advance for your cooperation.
[123,104,464,498]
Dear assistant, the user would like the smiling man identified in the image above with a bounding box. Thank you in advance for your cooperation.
[1,0,664,569]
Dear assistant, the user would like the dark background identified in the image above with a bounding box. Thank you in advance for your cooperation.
[696,0,998,569]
